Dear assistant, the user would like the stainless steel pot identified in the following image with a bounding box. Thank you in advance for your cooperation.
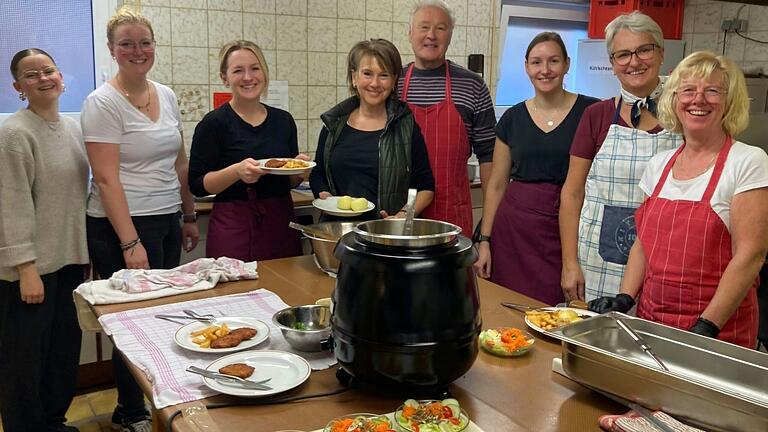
[352,219,461,248]
[303,222,356,274]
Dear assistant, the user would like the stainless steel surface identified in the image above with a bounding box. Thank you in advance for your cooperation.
[303,222,357,274]
[627,403,676,432]
[553,312,768,432]
[289,221,337,241]
[271,305,331,352]
[352,219,461,247]
[186,366,273,390]
[614,317,669,371]
[402,188,417,236]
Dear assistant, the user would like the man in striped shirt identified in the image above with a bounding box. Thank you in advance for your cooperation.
[398,0,495,236]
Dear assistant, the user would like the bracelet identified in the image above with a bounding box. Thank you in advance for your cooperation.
[182,212,197,223]
[120,238,141,251]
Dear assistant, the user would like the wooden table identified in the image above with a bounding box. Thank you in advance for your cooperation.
[91,256,624,431]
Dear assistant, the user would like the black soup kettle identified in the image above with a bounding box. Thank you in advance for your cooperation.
[329,218,481,394]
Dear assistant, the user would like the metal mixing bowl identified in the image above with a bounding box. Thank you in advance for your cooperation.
[272,305,331,352]
[303,222,356,274]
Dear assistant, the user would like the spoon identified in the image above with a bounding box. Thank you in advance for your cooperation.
[288,222,338,241]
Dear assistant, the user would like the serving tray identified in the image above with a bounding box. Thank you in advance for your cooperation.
[552,312,768,432]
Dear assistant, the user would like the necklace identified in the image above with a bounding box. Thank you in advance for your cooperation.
[531,98,563,127]
[679,149,717,174]
[116,75,151,110]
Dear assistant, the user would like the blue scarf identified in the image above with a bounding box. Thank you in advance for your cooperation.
[620,79,663,127]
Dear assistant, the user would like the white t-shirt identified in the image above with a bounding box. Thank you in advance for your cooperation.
[639,140,768,230]
[81,81,183,217]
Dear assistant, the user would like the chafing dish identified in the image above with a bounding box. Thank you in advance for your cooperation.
[552,312,768,432]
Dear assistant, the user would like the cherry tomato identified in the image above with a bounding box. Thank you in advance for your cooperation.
[442,406,454,419]
[450,418,460,425]
[412,424,419,432]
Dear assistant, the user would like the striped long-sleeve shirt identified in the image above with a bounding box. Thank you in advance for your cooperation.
[397,60,496,163]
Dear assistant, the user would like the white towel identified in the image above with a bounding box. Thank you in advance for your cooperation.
[75,258,258,305]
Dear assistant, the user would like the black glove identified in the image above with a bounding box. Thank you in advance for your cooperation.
[588,293,635,314]
[689,317,720,338]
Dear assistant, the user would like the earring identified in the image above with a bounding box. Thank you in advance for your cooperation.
[62,83,67,93]
[18,92,26,101]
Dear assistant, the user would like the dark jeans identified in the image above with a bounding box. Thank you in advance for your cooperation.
[86,213,181,422]
[0,264,85,432]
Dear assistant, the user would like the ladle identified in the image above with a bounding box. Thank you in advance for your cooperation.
[402,188,417,236]
[288,222,338,241]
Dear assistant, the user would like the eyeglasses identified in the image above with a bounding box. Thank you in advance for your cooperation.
[675,87,727,103]
[19,66,58,82]
[610,43,658,66]
[115,39,156,53]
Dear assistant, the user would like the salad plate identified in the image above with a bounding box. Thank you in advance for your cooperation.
[394,399,469,432]
[478,327,534,357]
[200,350,310,397]
[174,317,269,354]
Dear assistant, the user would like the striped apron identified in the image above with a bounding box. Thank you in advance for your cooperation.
[579,98,682,301]
[401,63,473,236]
[635,137,758,348]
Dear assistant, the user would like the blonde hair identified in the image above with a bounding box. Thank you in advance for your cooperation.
[218,40,270,97]
[657,51,749,136]
[107,6,154,43]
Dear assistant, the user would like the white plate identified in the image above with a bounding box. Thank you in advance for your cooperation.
[201,350,311,397]
[312,196,375,217]
[174,317,269,354]
[524,307,598,338]
[256,158,316,175]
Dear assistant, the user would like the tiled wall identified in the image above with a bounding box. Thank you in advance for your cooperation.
[682,0,768,73]
[120,0,500,157]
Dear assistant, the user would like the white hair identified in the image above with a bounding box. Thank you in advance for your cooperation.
[604,11,664,55]
[411,0,455,30]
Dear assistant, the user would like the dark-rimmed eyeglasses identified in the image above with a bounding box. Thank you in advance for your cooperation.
[610,43,658,66]
[20,66,58,82]
[674,87,727,103]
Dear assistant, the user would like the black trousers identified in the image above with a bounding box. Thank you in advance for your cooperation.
[0,264,85,432]
[86,213,181,422]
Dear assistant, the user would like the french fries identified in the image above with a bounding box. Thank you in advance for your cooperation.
[190,324,230,348]
[282,159,309,168]
[525,309,582,331]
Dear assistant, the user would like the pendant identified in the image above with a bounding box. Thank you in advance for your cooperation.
[547,120,554,127]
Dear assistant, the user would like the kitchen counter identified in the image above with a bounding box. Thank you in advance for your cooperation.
[194,190,315,215]
[89,255,623,431]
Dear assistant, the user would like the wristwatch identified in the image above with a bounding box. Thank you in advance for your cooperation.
[182,212,197,223]
[475,234,491,243]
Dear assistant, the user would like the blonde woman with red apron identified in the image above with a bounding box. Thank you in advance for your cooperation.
[401,63,473,236]
[578,98,682,301]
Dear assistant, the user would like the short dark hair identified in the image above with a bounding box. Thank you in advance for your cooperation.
[525,32,568,61]
[347,39,403,97]
[10,48,55,80]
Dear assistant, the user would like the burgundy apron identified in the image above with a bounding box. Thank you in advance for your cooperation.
[490,181,565,306]
[402,63,473,236]
[635,137,758,348]
[206,190,301,262]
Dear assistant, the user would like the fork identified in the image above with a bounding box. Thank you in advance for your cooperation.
[183,310,216,320]
[186,366,273,390]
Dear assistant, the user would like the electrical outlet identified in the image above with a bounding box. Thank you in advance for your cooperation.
[722,19,733,31]
[734,19,748,32]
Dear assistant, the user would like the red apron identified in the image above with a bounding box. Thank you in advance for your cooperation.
[635,137,758,348]
[401,63,473,236]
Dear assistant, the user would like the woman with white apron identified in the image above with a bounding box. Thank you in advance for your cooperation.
[560,11,682,302]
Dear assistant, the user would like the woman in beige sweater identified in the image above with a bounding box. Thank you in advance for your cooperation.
[0,48,89,432]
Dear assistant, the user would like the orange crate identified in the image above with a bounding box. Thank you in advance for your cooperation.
[588,0,684,40]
